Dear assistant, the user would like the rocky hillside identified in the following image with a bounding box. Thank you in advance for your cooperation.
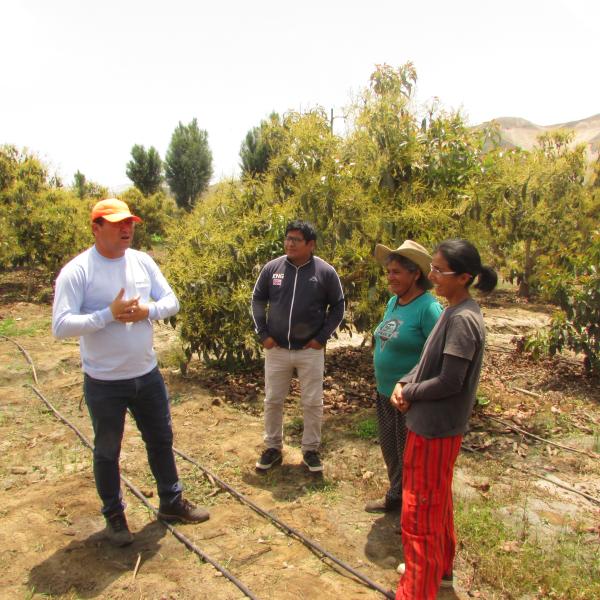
[481,113,600,159]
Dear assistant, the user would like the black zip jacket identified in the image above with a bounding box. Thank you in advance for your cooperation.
[251,255,345,349]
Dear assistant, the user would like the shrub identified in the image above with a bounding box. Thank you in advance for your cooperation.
[163,181,291,366]
[524,228,600,375]
[164,65,488,369]
[118,187,179,249]
[0,146,90,277]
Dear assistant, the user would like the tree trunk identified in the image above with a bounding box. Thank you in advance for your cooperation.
[518,238,534,298]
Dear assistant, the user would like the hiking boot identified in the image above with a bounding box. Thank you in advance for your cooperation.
[158,497,209,523]
[255,448,283,471]
[104,512,134,547]
[302,450,323,473]
[364,496,400,513]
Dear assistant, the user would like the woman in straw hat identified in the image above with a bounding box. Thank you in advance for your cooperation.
[366,241,443,514]
[392,239,497,598]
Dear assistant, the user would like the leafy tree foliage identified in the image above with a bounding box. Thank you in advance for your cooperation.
[118,187,179,249]
[3,64,597,373]
[345,64,484,248]
[525,226,600,375]
[240,127,268,177]
[126,145,163,196]
[239,113,282,177]
[164,182,290,366]
[72,169,108,200]
[73,170,86,199]
[350,63,422,197]
[165,64,489,366]
[469,132,593,296]
[0,146,90,277]
[165,119,213,211]
[15,189,90,276]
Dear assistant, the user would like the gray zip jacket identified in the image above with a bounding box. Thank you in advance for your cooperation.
[251,254,345,349]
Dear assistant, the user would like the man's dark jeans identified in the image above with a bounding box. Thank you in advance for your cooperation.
[84,366,182,516]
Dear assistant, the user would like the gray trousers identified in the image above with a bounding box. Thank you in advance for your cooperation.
[376,391,407,507]
[263,347,324,453]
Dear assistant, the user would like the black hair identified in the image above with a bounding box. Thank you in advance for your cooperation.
[285,220,317,242]
[434,239,497,293]
[93,217,105,225]
[386,253,433,291]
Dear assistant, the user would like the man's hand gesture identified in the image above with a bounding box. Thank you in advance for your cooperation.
[110,288,150,323]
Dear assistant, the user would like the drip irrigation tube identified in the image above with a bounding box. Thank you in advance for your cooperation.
[27,381,394,599]
[482,413,600,459]
[28,384,261,600]
[1,334,39,384]
[2,335,395,600]
[461,444,600,506]
[14,333,598,596]
[173,447,395,599]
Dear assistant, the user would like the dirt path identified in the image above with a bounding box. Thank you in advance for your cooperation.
[1,299,598,599]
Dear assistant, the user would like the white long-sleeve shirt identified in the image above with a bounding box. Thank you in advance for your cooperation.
[52,246,179,380]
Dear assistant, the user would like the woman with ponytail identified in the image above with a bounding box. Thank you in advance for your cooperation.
[390,239,497,599]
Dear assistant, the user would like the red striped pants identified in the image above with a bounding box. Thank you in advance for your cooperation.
[396,430,462,600]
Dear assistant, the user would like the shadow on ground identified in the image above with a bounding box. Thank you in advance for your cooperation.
[364,511,403,570]
[364,516,468,600]
[242,463,329,502]
[28,520,167,598]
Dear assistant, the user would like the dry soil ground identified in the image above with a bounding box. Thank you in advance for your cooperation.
[0,291,599,600]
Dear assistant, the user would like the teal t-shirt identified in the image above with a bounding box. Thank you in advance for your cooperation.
[373,292,443,397]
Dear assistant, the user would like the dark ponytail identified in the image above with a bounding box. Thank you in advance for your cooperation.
[435,239,497,293]
[474,265,497,292]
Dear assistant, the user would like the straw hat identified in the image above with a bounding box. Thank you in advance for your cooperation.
[374,240,431,275]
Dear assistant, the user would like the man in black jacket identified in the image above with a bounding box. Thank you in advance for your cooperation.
[251,220,345,472]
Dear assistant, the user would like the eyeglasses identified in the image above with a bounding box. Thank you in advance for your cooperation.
[430,263,456,276]
[284,235,305,244]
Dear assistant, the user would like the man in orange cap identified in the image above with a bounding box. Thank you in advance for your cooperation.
[52,199,209,546]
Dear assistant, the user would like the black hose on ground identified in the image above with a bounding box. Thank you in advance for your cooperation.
[173,447,396,599]
[28,384,261,600]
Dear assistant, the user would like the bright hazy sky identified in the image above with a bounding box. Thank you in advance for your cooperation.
[2,0,598,190]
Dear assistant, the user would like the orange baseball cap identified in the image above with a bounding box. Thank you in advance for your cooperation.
[91,199,142,223]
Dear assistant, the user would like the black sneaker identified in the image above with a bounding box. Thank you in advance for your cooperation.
[104,512,134,547]
[255,448,283,471]
[302,450,323,472]
[158,497,209,523]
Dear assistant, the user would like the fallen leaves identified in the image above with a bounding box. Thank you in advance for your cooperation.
[513,441,529,457]
[499,540,522,553]
[469,481,491,493]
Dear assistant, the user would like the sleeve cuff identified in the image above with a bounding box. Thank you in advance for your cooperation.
[148,303,157,320]
[315,333,329,345]
[401,383,416,402]
[99,307,115,325]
